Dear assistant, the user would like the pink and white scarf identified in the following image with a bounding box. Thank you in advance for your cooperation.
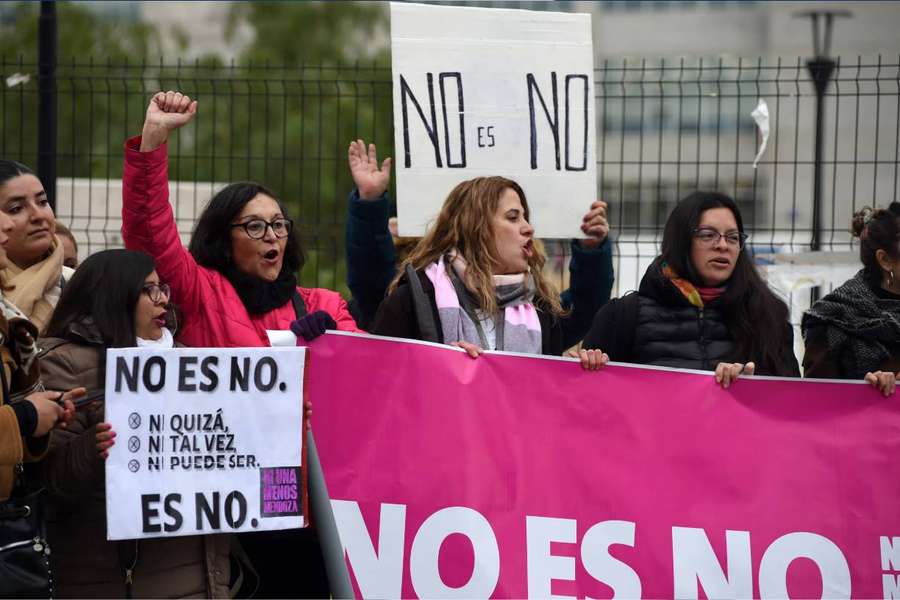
[424,251,542,354]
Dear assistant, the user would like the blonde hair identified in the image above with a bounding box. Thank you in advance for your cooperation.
[389,176,563,317]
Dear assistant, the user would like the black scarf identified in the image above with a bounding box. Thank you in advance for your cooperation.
[223,266,297,315]
[801,270,900,379]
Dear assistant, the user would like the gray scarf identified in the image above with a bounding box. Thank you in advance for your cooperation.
[801,270,900,378]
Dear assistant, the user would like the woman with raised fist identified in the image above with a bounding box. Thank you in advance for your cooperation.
[121,91,360,350]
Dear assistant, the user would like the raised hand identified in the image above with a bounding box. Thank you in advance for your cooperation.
[348,139,392,200]
[579,200,609,248]
[140,91,198,152]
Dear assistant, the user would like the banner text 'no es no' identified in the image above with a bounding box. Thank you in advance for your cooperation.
[311,332,900,599]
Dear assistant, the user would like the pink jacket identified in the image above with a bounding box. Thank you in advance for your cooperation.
[122,136,360,348]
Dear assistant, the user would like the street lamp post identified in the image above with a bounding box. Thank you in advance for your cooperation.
[793,9,851,301]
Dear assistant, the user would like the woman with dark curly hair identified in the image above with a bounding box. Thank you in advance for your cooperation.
[802,203,900,395]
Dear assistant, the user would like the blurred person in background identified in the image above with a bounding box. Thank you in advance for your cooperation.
[54,223,79,270]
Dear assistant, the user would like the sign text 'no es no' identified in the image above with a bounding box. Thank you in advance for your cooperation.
[391,2,596,239]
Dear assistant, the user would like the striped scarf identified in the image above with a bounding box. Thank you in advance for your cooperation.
[662,262,726,307]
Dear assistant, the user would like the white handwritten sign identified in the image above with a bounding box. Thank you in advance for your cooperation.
[104,347,307,540]
[391,2,596,238]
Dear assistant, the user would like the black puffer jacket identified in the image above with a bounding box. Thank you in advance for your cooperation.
[583,258,800,375]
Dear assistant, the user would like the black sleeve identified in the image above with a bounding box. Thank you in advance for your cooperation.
[581,296,634,362]
[345,189,397,331]
[559,239,616,349]
[540,312,564,357]
[372,284,421,341]
[11,400,37,437]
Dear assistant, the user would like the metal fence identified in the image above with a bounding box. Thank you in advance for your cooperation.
[2,55,899,312]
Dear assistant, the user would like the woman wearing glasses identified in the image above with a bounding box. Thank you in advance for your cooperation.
[120,91,360,349]
[582,191,799,385]
[36,249,243,598]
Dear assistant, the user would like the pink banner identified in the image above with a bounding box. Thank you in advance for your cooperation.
[310,332,900,599]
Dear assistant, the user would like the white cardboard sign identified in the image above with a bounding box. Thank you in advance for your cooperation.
[391,2,596,238]
[104,347,306,540]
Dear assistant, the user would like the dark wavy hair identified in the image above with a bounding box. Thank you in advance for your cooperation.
[188,182,304,276]
[45,249,157,348]
[661,191,793,375]
[851,202,900,286]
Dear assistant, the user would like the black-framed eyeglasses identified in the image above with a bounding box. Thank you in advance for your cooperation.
[142,282,171,304]
[230,218,293,240]
[692,228,749,249]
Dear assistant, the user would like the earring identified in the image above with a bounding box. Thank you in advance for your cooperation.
[887,269,896,290]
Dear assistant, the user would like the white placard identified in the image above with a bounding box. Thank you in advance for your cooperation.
[391,2,596,239]
[104,347,306,540]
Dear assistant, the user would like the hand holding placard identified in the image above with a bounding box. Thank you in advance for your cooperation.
[580,199,609,248]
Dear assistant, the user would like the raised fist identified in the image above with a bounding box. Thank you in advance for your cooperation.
[145,91,197,131]
[140,91,197,152]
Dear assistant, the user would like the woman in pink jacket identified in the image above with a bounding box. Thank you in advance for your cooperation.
[122,91,361,348]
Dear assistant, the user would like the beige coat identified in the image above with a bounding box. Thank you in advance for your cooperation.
[0,300,46,500]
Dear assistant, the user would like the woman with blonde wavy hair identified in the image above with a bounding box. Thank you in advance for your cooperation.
[372,176,567,357]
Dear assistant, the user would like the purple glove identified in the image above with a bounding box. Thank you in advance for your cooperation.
[290,310,337,341]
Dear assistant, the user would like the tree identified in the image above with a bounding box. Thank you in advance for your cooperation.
[226,1,388,66]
